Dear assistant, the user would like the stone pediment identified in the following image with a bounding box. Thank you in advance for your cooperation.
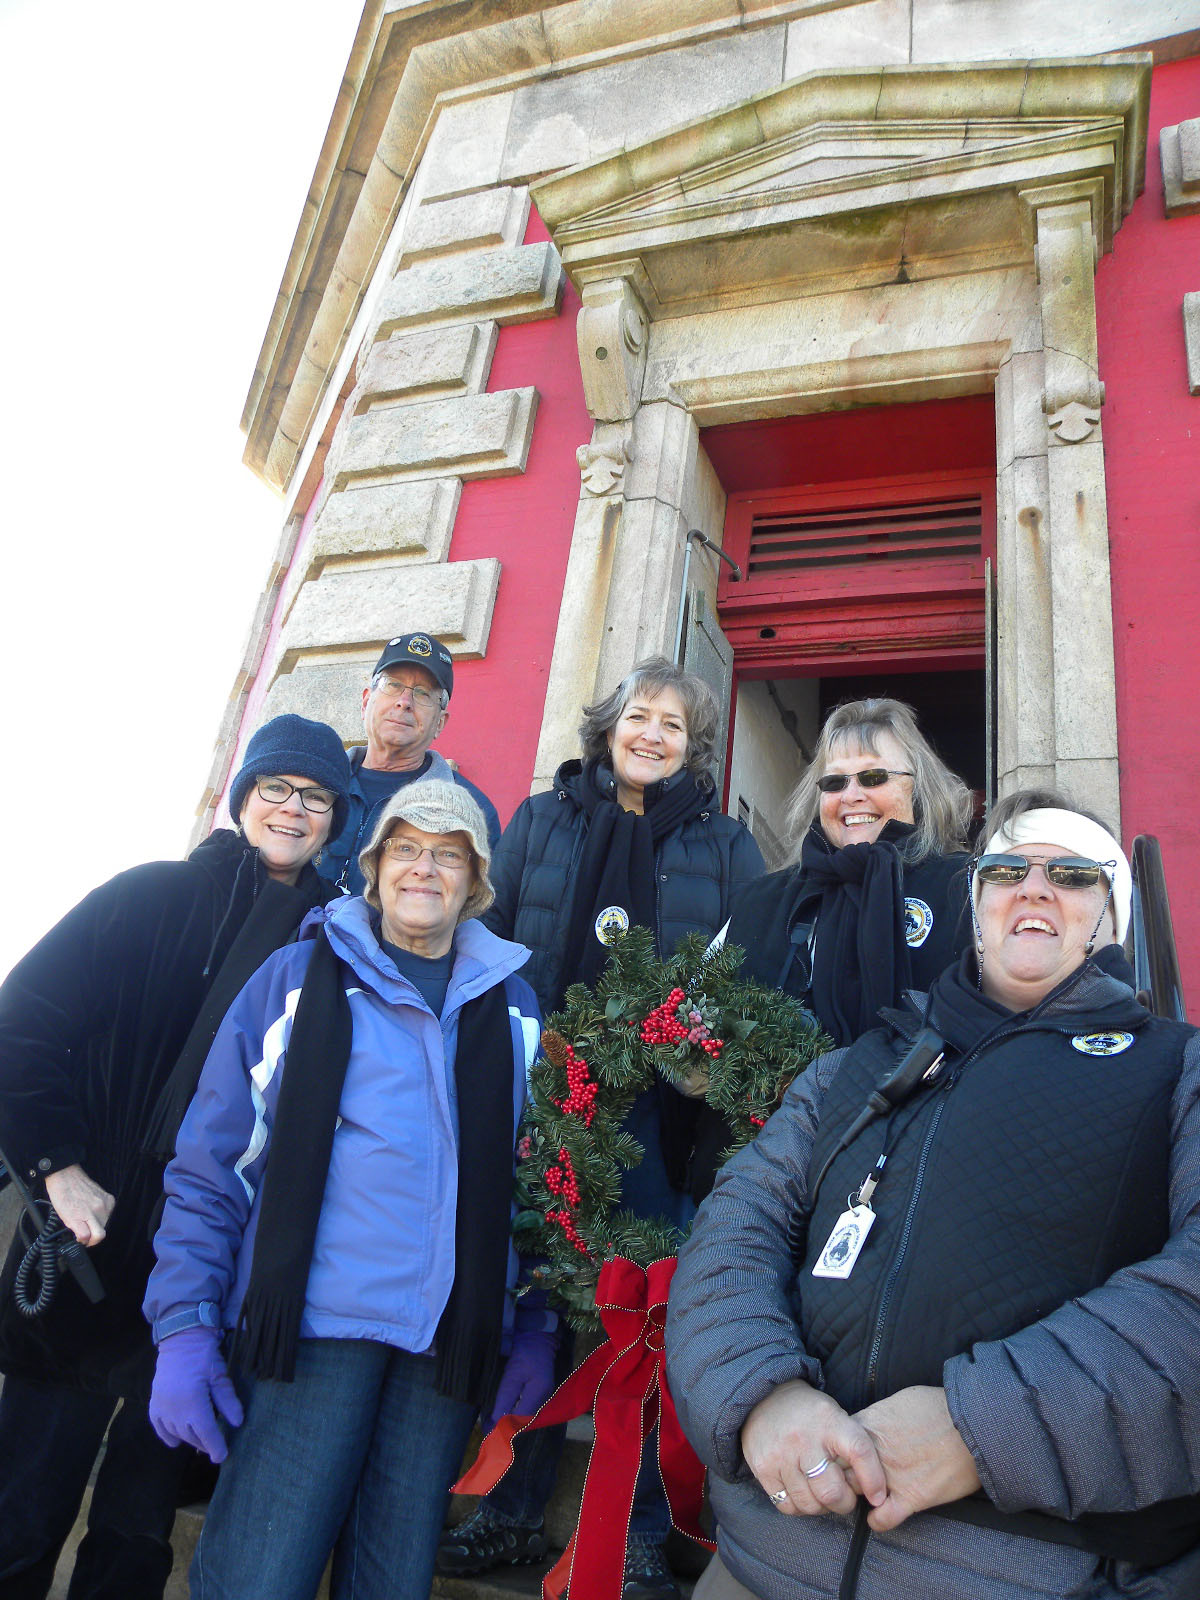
[533,58,1150,316]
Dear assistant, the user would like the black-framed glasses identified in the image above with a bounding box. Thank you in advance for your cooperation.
[374,675,440,710]
[974,853,1115,890]
[381,838,471,869]
[255,778,337,814]
[815,768,913,793]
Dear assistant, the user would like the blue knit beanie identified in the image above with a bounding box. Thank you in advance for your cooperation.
[228,715,352,838]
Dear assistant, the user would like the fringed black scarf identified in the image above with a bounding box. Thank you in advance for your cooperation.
[235,928,514,1409]
[793,819,915,1048]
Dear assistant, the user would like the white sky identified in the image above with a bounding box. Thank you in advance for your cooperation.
[0,0,366,976]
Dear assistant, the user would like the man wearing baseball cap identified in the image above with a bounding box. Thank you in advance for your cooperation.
[317,632,501,894]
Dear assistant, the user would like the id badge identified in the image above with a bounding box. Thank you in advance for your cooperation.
[811,1204,876,1280]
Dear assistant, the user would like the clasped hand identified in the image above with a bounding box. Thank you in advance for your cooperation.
[740,1380,980,1531]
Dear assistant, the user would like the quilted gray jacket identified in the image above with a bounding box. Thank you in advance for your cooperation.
[665,964,1200,1600]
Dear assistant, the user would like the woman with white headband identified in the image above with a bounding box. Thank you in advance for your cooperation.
[666,787,1200,1600]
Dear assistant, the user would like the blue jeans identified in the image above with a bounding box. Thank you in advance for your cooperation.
[0,1374,181,1600]
[486,1087,695,1549]
[192,1339,476,1600]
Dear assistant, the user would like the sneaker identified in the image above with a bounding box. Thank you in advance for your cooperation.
[436,1504,548,1575]
[622,1544,681,1600]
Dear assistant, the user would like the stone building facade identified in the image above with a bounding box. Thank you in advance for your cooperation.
[199,0,1200,1009]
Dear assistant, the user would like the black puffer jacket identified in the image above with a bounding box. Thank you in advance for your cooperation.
[0,830,331,1397]
[484,760,764,1015]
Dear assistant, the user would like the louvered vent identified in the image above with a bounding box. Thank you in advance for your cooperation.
[747,495,983,577]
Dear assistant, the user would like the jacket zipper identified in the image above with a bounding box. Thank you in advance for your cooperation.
[836,1021,1024,1600]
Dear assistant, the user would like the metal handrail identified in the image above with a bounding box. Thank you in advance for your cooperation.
[1128,835,1187,1022]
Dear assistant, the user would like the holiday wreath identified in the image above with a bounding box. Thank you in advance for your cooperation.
[510,925,831,1328]
[456,927,831,1600]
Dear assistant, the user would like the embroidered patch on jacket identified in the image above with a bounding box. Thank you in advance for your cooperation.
[903,897,934,948]
[594,906,630,945]
[1071,1031,1135,1056]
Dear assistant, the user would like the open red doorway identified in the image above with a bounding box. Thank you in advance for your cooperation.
[701,397,996,866]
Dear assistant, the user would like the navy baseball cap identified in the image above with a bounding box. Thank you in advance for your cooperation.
[372,632,453,699]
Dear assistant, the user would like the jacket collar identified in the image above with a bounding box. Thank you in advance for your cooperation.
[298,895,532,1009]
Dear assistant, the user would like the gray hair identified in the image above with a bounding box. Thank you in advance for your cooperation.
[579,656,720,779]
[358,779,492,922]
[983,786,1114,844]
[369,668,449,711]
[786,697,972,863]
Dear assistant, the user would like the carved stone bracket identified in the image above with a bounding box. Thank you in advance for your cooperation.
[576,279,650,423]
[577,424,632,496]
[1024,188,1106,446]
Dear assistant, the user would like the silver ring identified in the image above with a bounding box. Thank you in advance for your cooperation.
[804,1457,831,1479]
[769,1488,789,1504]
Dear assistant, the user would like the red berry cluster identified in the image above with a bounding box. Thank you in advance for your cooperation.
[554,1044,599,1127]
[544,1147,581,1206]
[547,1208,590,1255]
[639,988,689,1045]
[639,987,725,1058]
[749,1113,767,1128]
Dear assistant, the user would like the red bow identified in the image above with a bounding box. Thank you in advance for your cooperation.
[455,1255,713,1600]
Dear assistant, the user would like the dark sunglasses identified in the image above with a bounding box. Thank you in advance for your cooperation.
[974,853,1114,890]
[816,767,913,793]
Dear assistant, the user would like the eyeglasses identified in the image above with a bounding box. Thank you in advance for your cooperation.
[974,853,1115,890]
[815,768,913,794]
[374,675,440,711]
[255,778,337,814]
[381,838,471,869]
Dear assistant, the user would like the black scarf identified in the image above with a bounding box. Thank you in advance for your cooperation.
[143,864,329,1163]
[235,928,515,1408]
[559,759,713,993]
[558,760,714,1193]
[793,819,915,1047]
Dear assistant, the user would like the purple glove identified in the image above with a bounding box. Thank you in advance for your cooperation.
[485,1329,558,1432]
[149,1326,244,1464]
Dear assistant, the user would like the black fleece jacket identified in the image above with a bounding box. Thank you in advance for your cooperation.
[0,830,330,1396]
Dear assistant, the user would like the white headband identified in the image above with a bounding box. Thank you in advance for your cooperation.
[977,807,1131,942]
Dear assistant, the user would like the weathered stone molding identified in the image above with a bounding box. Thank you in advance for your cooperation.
[1185,292,1200,395]
[1161,117,1200,217]
[1023,187,1106,445]
[398,186,531,266]
[333,388,539,487]
[353,323,498,409]
[297,479,463,592]
[371,242,563,338]
[279,557,501,673]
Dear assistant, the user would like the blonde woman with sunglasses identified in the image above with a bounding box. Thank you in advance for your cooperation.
[666,788,1200,1600]
[724,698,974,1048]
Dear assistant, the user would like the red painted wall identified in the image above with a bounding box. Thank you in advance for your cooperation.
[433,206,592,826]
[1097,56,1200,1017]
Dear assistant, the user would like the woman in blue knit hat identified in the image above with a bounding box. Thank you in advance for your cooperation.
[0,713,350,1600]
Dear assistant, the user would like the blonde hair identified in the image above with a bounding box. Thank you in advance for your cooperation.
[786,698,972,863]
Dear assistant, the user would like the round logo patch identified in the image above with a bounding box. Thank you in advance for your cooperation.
[594,906,630,946]
[903,897,934,948]
[407,634,433,657]
[1071,1031,1135,1056]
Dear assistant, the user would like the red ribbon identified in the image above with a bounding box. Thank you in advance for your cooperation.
[454,1255,714,1600]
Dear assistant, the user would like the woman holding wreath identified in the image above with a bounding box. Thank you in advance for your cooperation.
[437,656,763,1600]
